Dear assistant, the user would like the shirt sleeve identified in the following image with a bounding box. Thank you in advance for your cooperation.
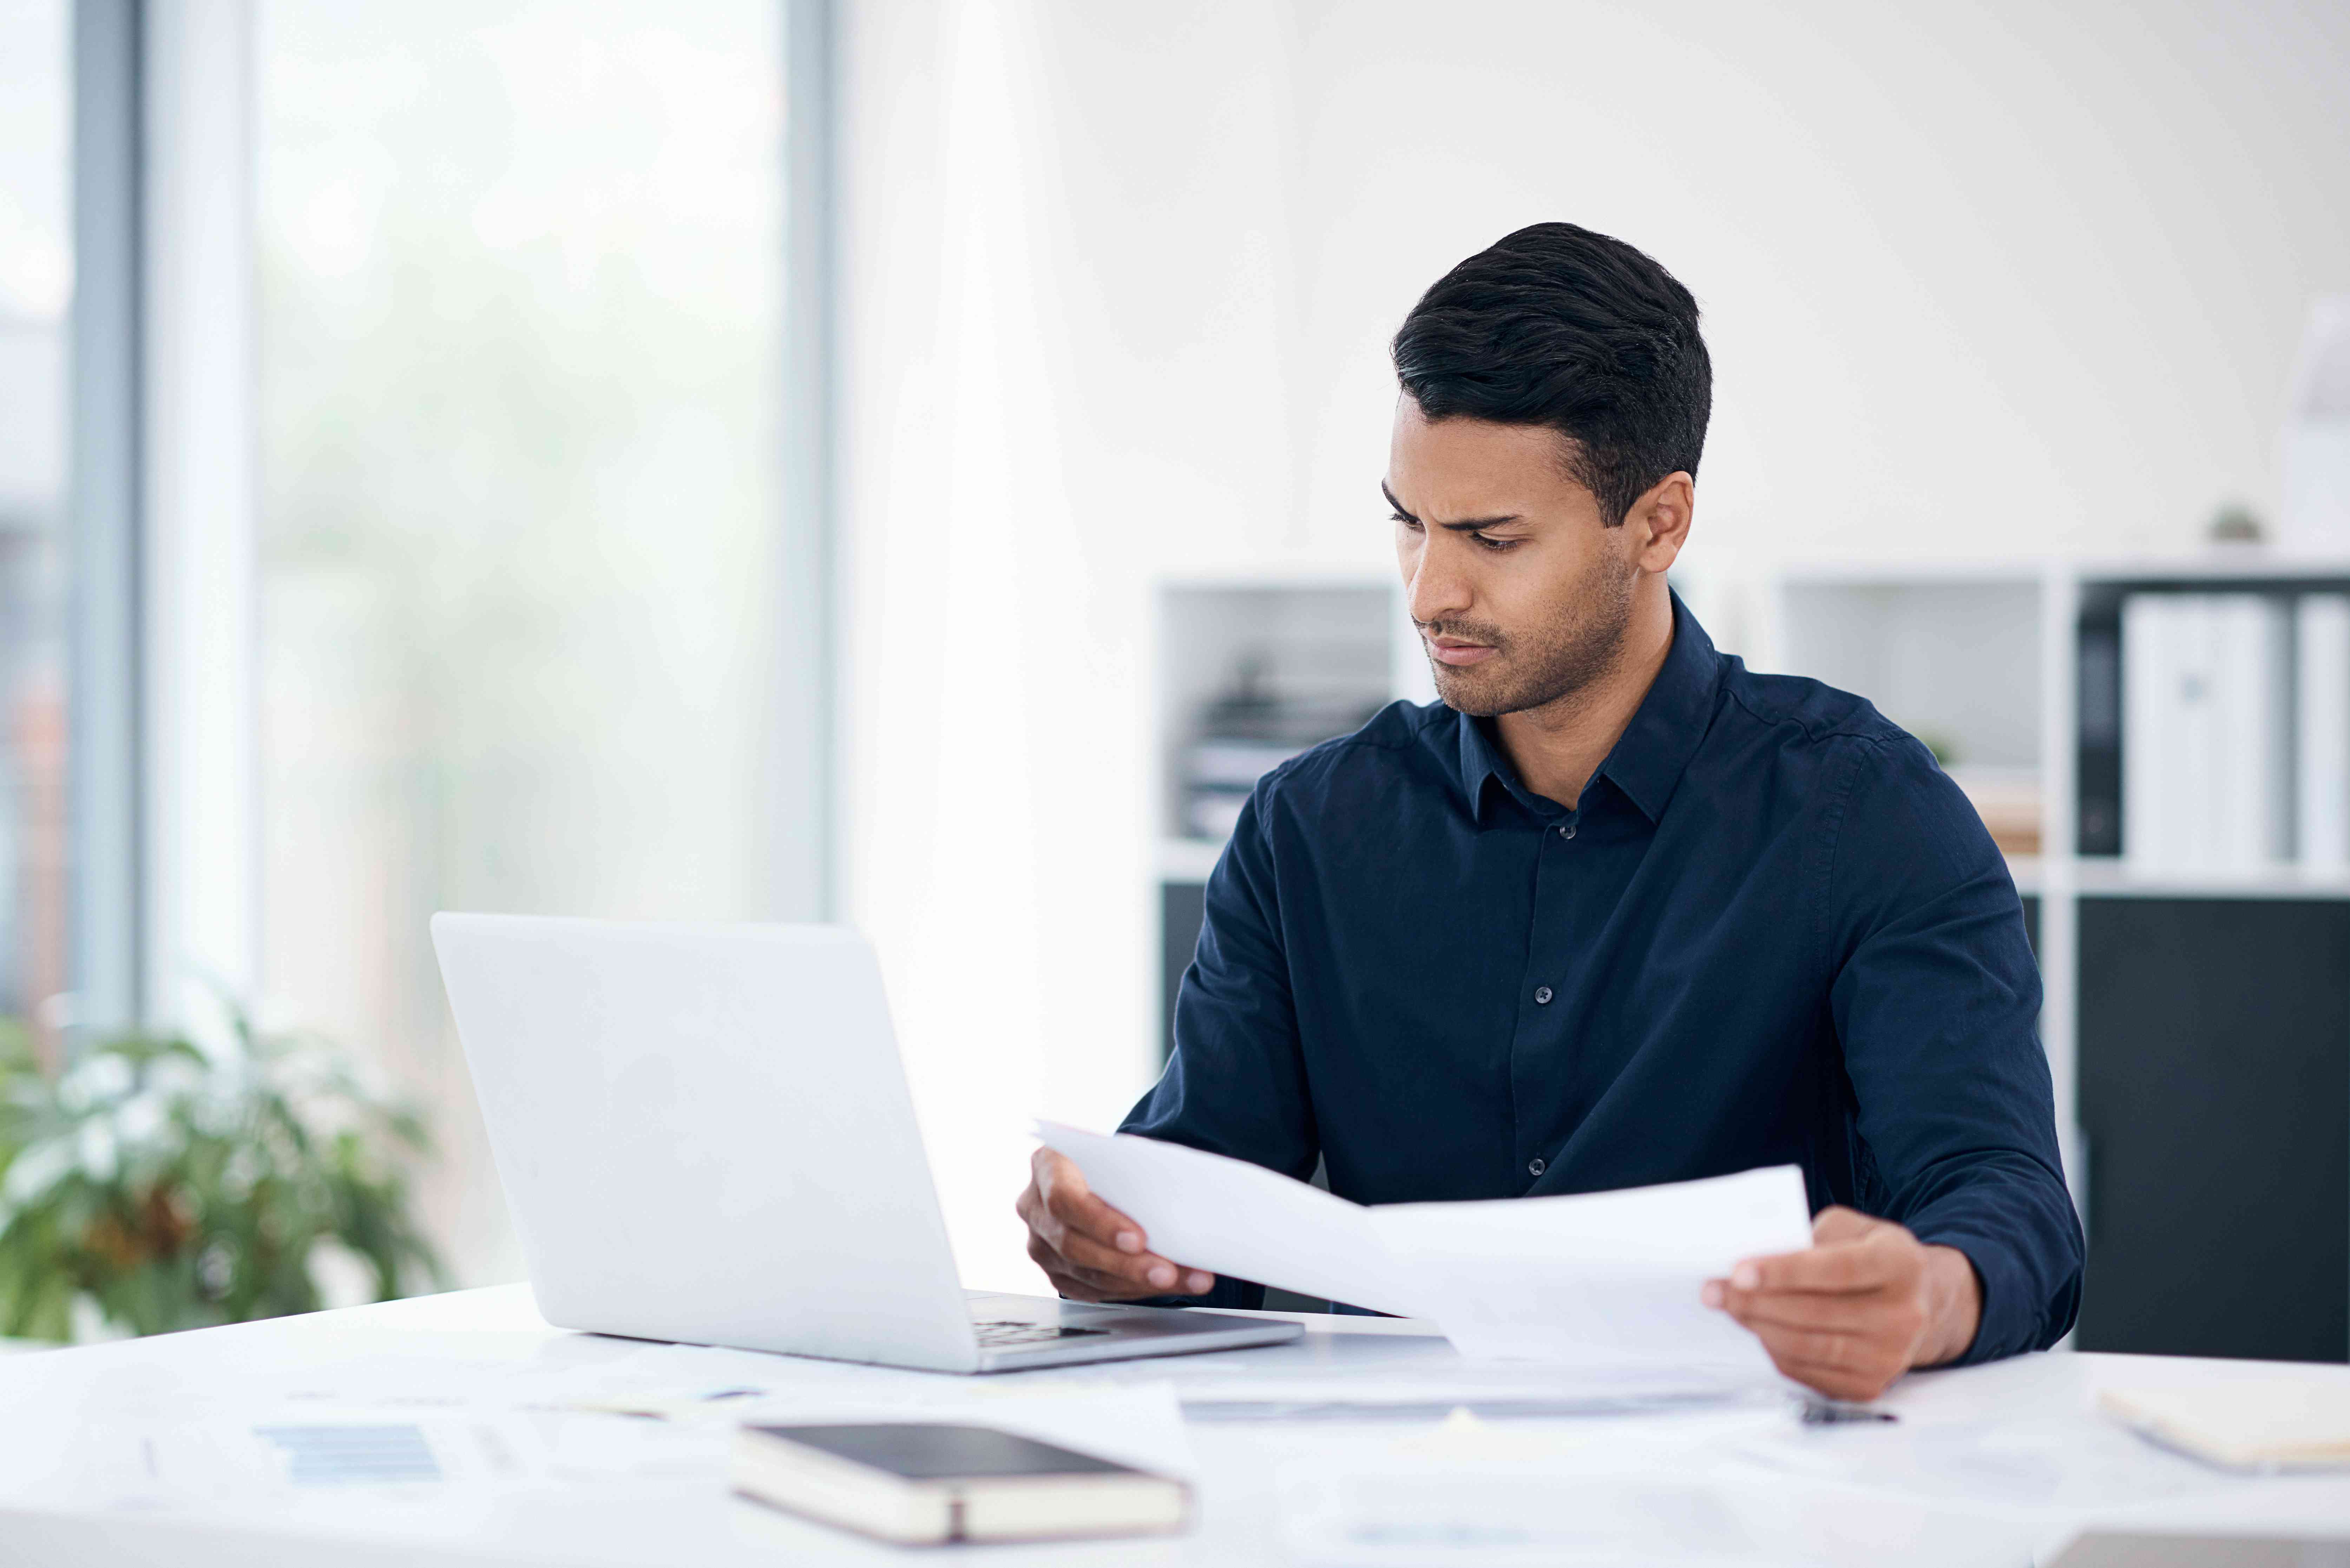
[1115,779,1319,1311]
[1824,734,2086,1364]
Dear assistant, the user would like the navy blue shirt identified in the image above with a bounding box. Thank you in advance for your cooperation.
[1125,596,2082,1365]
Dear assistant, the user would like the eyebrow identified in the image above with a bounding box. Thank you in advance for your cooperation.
[1381,481,1522,532]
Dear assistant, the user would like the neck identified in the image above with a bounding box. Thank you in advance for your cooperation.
[1494,578,1676,810]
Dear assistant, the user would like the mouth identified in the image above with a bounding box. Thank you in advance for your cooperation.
[1425,634,1500,668]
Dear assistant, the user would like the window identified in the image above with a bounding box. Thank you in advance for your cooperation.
[257,0,789,1281]
[0,0,72,1072]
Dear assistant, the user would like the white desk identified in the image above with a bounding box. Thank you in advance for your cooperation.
[0,1286,2344,1566]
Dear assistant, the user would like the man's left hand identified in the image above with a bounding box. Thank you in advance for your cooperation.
[1701,1206,1982,1401]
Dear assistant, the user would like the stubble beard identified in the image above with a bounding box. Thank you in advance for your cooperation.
[1422,554,1641,719]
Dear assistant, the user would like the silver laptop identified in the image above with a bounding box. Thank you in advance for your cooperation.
[429,913,1300,1372]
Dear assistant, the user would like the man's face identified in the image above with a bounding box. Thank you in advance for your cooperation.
[1386,397,1646,717]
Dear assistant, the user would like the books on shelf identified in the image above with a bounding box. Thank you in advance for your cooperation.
[2122,593,2292,871]
[2298,595,2350,869]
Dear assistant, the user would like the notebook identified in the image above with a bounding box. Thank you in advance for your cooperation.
[2099,1382,2350,1471]
[731,1422,1192,1545]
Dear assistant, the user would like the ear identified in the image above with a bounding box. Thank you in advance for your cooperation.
[1626,472,1694,573]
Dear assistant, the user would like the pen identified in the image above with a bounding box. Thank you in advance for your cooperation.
[1800,1399,1898,1425]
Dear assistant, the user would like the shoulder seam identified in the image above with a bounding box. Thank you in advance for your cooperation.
[1260,703,1438,791]
[1719,679,1907,748]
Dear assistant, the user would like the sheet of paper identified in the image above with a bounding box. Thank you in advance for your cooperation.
[1372,1168,1814,1371]
[1037,1122,1812,1373]
[1035,1121,1426,1315]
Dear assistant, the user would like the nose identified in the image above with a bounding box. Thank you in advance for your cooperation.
[1405,534,1472,627]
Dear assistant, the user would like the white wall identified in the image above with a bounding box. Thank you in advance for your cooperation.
[839,0,2350,1288]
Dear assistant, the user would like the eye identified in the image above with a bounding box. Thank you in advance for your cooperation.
[1471,533,1521,552]
[1391,513,1421,531]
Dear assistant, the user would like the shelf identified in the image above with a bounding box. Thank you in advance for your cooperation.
[2073,553,2350,586]
[1772,554,2350,589]
[1773,559,2054,589]
[1156,836,1226,884]
[2069,858,2350,901]
[1162,846,2350,901]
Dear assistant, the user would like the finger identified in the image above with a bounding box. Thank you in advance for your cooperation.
[1030,1236,1147,1300]
[1050,1225,1189,1291]
[1731,1236,1904,1295]
[1061,1249,1214,1298]
[1719,1289,1898,1337]
[1059,1261,1157,1298]
[1771,1352,1904,1404]
[1041,1266,1119,1303]
[1030,1232,1110,1303]
[1778,1359,1899,1404]
[1053,1255,1200,1300]
[1746,1320,1908,1400]
[1742,1321,1863,1374]
[1027,1222,1213,1297]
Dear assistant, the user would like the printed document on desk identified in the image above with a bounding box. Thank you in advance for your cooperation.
[1036,1122,1813,1376]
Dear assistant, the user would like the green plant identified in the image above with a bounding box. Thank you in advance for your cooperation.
[0,1014,445,1341]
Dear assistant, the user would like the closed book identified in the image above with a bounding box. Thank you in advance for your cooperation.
[2298,595,2350,868]
[2170,597,2223,870]
[2121,594,2180,868]
[731,1422,1191,1546]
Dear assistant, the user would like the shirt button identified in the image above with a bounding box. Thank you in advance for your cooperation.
[1557,823,1575,839]
[1528,1157,1547,1176]
[1533,986,1553,1004]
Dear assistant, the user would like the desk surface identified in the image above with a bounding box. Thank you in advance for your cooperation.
[0,1285,2345,1566]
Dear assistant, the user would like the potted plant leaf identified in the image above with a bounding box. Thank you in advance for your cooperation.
[0,1012,445,1342]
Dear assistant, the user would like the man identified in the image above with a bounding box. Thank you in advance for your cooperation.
[1016,222,2083,1401]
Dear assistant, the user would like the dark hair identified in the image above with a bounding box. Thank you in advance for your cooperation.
[1391,223,1711,527]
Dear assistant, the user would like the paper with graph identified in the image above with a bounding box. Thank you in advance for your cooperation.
[1035,1121,1813,1373]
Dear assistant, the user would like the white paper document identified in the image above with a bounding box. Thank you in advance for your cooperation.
[1036,1121,1813,1374]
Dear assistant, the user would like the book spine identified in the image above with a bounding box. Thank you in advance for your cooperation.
[2265,594,2296,864]
[2299,594,2350,868]
[2206,594,2291,868]
[2121,594,2174,869]
[2175,596,2222,871]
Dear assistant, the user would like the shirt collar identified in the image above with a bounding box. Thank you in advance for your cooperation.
[1454,591,1722,826]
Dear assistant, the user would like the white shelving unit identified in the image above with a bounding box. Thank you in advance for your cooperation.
[1151,573,1431,883]
[1769,554,2350,1363]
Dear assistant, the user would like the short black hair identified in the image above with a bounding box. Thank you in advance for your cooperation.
[1391,223,1711,527]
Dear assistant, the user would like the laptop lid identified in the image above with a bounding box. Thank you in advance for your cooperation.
[431,914,983,1372]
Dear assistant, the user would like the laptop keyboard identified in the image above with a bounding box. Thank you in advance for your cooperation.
[972,1318,1112,1348]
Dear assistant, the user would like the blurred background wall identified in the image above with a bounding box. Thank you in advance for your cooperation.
[839,0,2350,1288]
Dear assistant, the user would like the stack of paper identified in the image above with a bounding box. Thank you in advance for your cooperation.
[1036,1123,1813,1377]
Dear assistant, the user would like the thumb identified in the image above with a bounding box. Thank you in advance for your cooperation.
[1034,1145,1089,1198]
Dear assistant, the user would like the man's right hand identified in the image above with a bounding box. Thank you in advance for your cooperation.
[1016,1147,1215,1301]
